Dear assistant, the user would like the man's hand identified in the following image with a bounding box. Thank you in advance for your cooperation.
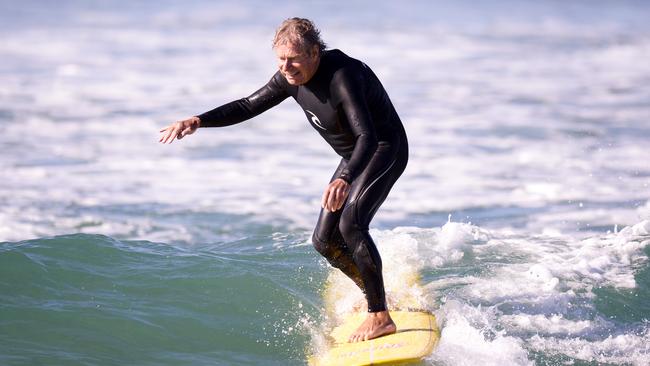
[321,178,350,212]
[159,117,201,144]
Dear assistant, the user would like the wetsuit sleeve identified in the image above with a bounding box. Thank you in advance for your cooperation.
[197,72,290,127]
[332,67,378,183]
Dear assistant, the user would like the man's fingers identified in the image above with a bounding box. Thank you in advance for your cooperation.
[334,196,343,211]
[171,126,183,142]
[327,187,339,212]
[335,190,346,210]
[159,125,172,143]
[330,188,341,210]
[160,119,200,144]
[159,126,170,142]
[333,185,349,211]
[160,131,172,143]
[178,126,192,139]
[162,130,172,143]
[329,188,343,211]
[321,187,330,210]
[321,180,350,212]
[159,122,182,144]
[164,128,179,144]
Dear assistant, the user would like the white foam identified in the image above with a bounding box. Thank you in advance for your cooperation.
[422,220,649,364]
[528,330,650,366]
[308,221,643,364]
[501,313,602,337]
[431,300,532,366]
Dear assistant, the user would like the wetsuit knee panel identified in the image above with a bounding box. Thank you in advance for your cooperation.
[311,232,330,256]
[338,205,363,242]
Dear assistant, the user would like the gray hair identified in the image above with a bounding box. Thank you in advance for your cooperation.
[272,18,327,55]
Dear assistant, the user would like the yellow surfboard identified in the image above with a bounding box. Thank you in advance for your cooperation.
[309,310,440,366]
[309,264,440,366]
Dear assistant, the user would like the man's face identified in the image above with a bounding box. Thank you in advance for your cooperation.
[275,43,320,85]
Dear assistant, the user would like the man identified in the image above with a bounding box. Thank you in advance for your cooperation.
[159,18,408,343]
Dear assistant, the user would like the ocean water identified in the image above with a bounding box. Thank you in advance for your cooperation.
[1,0,650,365]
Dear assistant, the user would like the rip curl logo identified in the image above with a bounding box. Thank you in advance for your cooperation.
[306,110,326,130]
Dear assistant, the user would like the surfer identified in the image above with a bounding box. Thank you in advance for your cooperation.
[159,18,407,343]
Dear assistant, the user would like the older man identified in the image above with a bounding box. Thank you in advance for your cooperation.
[160,18,408,342]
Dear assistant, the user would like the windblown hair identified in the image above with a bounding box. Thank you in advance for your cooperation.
[272,17,327,55]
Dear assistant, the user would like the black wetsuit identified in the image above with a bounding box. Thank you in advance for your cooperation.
[198,49,408,312]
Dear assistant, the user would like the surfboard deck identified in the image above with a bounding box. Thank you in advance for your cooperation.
[309,310,440,366]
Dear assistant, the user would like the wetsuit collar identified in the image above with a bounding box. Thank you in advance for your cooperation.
[304,50,325,87]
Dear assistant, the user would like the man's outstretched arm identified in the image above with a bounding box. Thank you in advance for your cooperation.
[159,72,290,144]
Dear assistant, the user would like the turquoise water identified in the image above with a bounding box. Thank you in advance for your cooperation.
[1,231,323,365]
[2,223,650,365]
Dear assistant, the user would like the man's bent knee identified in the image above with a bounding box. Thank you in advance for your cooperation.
[312,232,350,269]
[312,232,328,256]
[312,232,344,260]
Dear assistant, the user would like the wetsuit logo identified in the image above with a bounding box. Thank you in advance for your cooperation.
[306,110,326,130]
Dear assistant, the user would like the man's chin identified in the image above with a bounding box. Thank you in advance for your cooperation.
[284,74,304,85]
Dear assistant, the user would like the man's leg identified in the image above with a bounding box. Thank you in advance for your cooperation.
[312,159,366,291]
[312,209,365,291]
[338,140,408,342]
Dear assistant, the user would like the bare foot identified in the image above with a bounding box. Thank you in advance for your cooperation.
[348,311,397,343]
